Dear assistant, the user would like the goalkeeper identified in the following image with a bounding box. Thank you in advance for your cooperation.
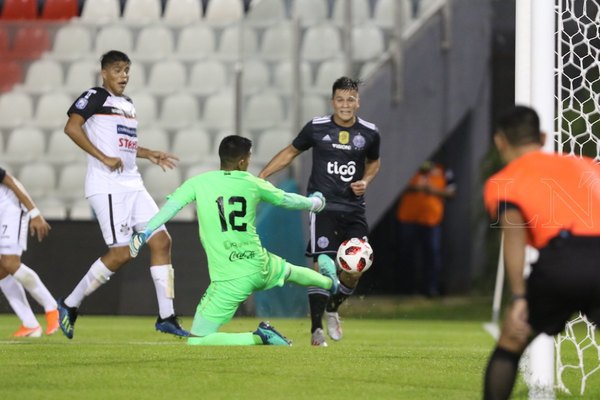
[130,135,339,346]
[482,106,600,399]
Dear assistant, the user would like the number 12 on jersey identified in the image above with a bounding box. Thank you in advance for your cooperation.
[216,196,247,232]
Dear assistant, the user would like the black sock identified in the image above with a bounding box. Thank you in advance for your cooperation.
[483,346,522,400]
[308,289,329,332]
[326,282,354,312]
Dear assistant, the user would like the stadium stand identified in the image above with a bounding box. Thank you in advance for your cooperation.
[374,0,413,29]
[3,127,45,166]
[158,92,199,130]
[146,60,187,95]
[133,25,175,62]
[241,59,270,95]
[204,0,244,26]
[18,59,64,94]
[9,26,50,60]
[47,24,93,61]
[36,197,69,219]
[42,128,86,166]
[0,26,9,54]
[1,0,38,20]
[95,25,135,56]
[17,162,56,199]
[171,127,211,166]
[200,90,234,131]
[163,0,202,26]
[130,92,157,127]
[52,162,86,201]
[273,60,312,94]
[244,91,285,131]
[352,24,386,62]
[122,0,162,26]
[79,0,121,25]
[31,92,73,130]
[332,0,371,24]
[137,127,170,152]
[41,0,78,20]
[252,127,294,164]
[260,22,294,61]
[142,166,182,201]
[174,23,216,61]
[290,0,328,25]
[0,61,23,93]
[216,24,258,61]
[63,60,98,95]
[187,59,228,96]
[301,24,342,62]
[69,198,95,220]
[310,58,346,95]
[0,92,33,129]
[245,0,286,27]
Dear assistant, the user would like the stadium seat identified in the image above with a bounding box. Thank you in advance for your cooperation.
[79,0,121,24]
[242,60,270,95]
[273,60,312,94]
[131,92,157,127]
[332,0,371,24]
[246,0,285,27]
[122,0,162,26]
[147,60,187,95]
[310,59,346,95]
[253,128,294,163]
[0,27,9,55]
[18,59,64,94]
[95,25,134,56]
[124,64,146,93]
[174,23,216,61]
[4,127,46,166]
[69,198,94,220]
[36,198,68,219]
[301,25,342,62]
[64,60,98,95]
[163,0,202,26]
[187,60,228,96]
[373,0,412,29]
[260,22,293,61]
[0,61,23,93]
[133,26,174,62]
[201,90,234,131]
[290,0,328,25]
[302,94,328,122]
[48,25,92,61]
[171,128,210,166]
[42,128,86,166]
[1,0,37,20]
[137,127,169,152]
[217,25,258,61]
[52,162,86,201]
[31,92,73,130]
[204,0,244,26]
[0,92,33,129]
[352,25,386,62]
[185,161,219,179]
[142,167,182,202]
[41,0,78,20]
[9,26,50,60]
[244,92,284,131]
[17,162,56,199]
[158,93,199,130]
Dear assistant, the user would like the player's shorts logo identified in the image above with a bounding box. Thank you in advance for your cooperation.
[317,236,329,249]
[338,130,350,144]
[75,98,88,110]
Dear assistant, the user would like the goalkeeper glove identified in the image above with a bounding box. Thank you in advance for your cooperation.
[129,231,148,258]
[308,191,326,213]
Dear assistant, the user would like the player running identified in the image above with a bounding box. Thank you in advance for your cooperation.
[130,135,339,345]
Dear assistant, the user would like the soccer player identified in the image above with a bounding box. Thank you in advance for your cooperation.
[129,135,339,346]
[482,105,600,399]
[57,50,188,339]
[0,167,59,337]
[258,77,381,346]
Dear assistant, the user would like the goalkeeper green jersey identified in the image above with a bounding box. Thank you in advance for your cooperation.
[168,170,291,281]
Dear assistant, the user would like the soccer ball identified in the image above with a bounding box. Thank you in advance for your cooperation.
[336,238,374,274]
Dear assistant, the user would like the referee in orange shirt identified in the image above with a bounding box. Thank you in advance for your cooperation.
[482,105,600,399]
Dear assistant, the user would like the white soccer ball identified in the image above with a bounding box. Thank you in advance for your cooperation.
[336,237,374,274]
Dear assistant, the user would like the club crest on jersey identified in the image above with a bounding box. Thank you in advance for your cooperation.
[352,134,366,149]
[120,224,131,235]
[338,131,350,144]
[317,236,330,249]
[75,98,88,110]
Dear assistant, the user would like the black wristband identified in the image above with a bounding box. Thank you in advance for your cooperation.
[511,294,526,302]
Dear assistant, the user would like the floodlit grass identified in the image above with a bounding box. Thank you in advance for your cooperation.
[0,298,598,399]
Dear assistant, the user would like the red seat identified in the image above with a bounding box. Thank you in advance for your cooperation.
[9,26,50,60]
[41,0,79,20]
[0,27,9,55]
[0,61,23,92]
[1,0,38,20]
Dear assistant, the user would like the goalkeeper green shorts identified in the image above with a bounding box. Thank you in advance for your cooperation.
[193,252,288,335]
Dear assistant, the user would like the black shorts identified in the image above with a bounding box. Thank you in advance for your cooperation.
[527,234,600,335]
[306,209,368,260]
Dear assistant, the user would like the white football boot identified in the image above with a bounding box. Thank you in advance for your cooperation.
[325,311,343,341]
[311,328,328,347]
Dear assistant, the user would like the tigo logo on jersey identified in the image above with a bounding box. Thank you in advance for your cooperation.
[327,161,356,182]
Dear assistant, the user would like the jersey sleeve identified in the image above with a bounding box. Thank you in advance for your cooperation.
[366,128,381,160]
[484,174,521,221]
[292,121,315,151]
[0,167,5,184]
[167,178,198,206]
[67,88,108,121]
[255,176,286,206]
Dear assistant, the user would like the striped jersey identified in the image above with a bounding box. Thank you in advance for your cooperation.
[67,87,144,197]
[293,115,380,211]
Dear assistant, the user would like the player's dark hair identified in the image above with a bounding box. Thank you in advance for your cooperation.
[331,76,361,98]
[496,105,541,146]
[100,50,131,69]
[219,135,252,167]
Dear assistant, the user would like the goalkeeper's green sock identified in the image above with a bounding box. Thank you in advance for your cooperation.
[286,265,331,290]
[187,332,261,346]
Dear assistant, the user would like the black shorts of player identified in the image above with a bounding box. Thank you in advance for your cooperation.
[527,232,600,335]
[306,209,368,261]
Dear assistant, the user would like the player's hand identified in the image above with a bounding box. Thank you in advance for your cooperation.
[29,215,51,242]
[308,192,326,213]
[104,156,124,173]
[350,180,368,196]
[504,298,532,343]
[149,151,179,171]
[129,232,148,258]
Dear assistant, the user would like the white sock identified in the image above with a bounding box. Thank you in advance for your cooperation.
[65,258,114,308]
[0,275,39,328]
[13,264,58,312]
[150,265,175,319]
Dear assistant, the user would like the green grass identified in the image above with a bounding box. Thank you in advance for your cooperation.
[0,298,598,399]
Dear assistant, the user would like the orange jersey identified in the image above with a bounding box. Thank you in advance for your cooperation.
[484,151,600,249]
[396,164,452,226]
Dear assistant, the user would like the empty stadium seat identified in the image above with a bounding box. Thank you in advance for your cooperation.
[18,59,64,94]
[260,22,293,61]
[142,167,182,201]
[138,127,170,152]
[158,93,199,130]
[17,162,56,199]
[79,0,121,24]
[290,0,328,25]
[185,161,219,179]
[0,61,23,93]
[42,129,86,165]
[0,27,9,55]
[124,64,146,93]
[0,92,33,129]
[244,92,284,131]
[246,0,285,26]
[122,0,162,26]
[374,0,412,29]
[302,94,328,122]
[133,26,174,62]
[187,60,228,96]
[204,0,244,25]
[1,0,37,20]
[171,128,211,165]
[163,0,202,26]
[3,127,45,166]
[174,24,216,61]
[41,0,78,20]
[32,92,73,130]
[242,60,270,95]
[147,60,187,95]
[352,25,386,62]
[69,198,95,220]
[217,25,258,61]
[36,198,68,220]
[273,60,312,94]
[131,92,157,127]
[310,59,346,95]
[64,60,98,95]
[95,25,135,55]
[48,25,92,61]
[201,90,234,131]
[9,26,50,60]
[301,25,342,62]
[332,0,371,24]
[253,128,294,163]
[52,162,86,201]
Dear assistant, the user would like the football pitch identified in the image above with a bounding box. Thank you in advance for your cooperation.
[0,298,598,399]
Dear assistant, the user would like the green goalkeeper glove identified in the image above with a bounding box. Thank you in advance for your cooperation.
[129,231,149,258]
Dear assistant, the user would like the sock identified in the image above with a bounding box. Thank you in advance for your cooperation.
[326,281,354,312]
[286,265,331,289]
[308,288,330,332]
[13,264,58,312]
[187,332,258,346]
[65,258,114,308]
[483,346,522,400]
[150,264,175,319]
[0,275,39,328]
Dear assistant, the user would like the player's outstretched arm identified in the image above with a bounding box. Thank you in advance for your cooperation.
[279,191,326,212]
[258,145,302,180]
[137,147,179,172]
[129,198,184,257]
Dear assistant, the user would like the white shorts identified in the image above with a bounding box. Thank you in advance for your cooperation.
[0,195,28,255]
[88,190,166,247]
